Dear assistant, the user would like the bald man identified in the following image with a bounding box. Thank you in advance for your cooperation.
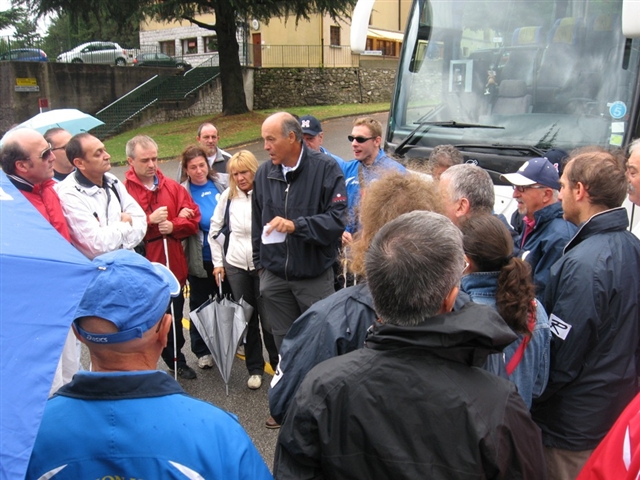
[0,128,70,241]
[0,128,76,395]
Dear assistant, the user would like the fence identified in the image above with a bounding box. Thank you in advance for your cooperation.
[247,45,359,68]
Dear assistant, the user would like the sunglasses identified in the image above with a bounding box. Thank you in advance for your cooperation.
[38,143,54,160]
[512,185,547,193]
[348,135,376,144]
[51,145,67,152]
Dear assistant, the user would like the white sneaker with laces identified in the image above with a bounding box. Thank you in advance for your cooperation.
[247,375,262,390]
[197,354,214,369]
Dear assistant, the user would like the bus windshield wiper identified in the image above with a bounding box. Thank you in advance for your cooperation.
[395,120,505,156]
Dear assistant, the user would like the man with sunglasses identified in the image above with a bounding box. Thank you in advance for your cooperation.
[0,128,71,242]
[502,158,576,299]
[1,128,77,395]
[341,117,406,243]
[44,127,74,182]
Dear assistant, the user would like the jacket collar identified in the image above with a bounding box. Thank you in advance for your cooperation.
[564,207,629,254]
[74,169,116,191]
[7,174,55,194]
[365,303,516,367]
[460,272,500,295]
[6,173,34,192]
[532,201,564,226]
[267,144,308,182]
[54,370,184,400]
[125,167,166,190]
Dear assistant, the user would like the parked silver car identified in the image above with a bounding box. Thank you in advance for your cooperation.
[57,41,134,66]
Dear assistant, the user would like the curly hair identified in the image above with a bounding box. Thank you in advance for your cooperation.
[460,215,535,335]
[348,172,443,277]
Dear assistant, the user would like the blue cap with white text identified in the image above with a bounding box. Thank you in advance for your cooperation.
[73,250,180,344]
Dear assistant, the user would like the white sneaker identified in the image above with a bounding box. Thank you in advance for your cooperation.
[247,375,262,390]
[236,345,245,356]
[197,354,214,369]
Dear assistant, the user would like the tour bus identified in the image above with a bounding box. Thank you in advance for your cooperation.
[352,0,640,229]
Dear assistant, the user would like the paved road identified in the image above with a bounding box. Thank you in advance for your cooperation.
[110,111,389,178]
[104,111,388,472]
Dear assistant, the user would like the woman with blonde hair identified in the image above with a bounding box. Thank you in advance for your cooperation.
[209,150,278,390]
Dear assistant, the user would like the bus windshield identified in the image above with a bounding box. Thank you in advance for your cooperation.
[390,0,640,163]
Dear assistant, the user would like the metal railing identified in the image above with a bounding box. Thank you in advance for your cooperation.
[93,62,220,138]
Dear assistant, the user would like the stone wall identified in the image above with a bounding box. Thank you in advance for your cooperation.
[252,65,398,109]
[137,77,224,129]
[0,62,180,135]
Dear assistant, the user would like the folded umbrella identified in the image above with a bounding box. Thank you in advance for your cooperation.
[189,294,249,395]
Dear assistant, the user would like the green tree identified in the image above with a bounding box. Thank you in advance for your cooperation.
[12,16,42,48]
[25,0,358,115]
[0,8,22,31]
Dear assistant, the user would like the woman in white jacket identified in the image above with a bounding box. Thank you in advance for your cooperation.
[209,150,278,390]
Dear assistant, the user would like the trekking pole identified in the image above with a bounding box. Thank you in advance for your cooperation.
[163,237,178,381]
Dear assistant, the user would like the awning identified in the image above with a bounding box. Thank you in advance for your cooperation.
[367,28,404,42]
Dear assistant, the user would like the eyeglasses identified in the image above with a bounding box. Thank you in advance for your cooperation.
[348,135,375,144]
[51,145,67,152]
[38,143,54,160]
[512,185,547,193]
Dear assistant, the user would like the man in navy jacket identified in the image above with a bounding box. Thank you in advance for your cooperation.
[532,148,640,479]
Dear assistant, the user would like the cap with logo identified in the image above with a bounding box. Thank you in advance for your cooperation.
[73,249,180,344]
[501,157,561,190]
[299,115,322,136]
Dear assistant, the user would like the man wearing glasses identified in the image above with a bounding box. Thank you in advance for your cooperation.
[341,117,406,244]
[0,128,76,395]
[44,127,74,182]
[0,128,70,242]
[502,158,576,298]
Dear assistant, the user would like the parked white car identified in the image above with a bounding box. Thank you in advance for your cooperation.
[57,41,134,66]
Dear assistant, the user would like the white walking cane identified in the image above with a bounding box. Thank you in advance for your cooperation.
[163,237,178,381]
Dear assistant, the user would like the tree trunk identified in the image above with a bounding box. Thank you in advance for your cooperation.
[215,0,249,115]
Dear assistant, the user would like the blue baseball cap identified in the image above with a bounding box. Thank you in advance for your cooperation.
[501,157,561,190]
[299,115,322,136]
[73,250,180,344]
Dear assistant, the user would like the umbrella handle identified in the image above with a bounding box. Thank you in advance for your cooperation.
[218,272,223,298]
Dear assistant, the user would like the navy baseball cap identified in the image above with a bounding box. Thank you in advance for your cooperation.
[501,158,561,190]
[73,250,180,344]
[544,148,569,174]
[299,115,322,136]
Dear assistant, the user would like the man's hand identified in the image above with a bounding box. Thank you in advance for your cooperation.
[266,216,295,235]
[213,266,225,286]
[121,212,133,225]
[178,207,195,219]
[158,220,174,235]
[342,231,353,246]
[149,206,168,224]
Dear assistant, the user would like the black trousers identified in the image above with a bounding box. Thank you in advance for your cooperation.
[225,263,279,375]
[161,292,187,368]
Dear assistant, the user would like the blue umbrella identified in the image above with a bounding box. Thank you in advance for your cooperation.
[8,108,104,137]
[0,171,94,479]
